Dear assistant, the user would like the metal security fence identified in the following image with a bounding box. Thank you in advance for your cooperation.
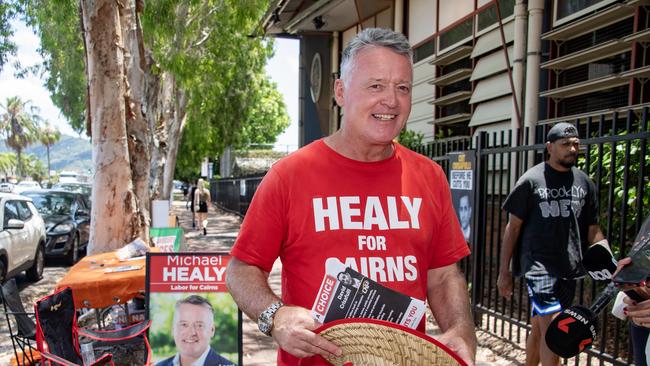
[211,175,264,217]
[211,108,649,365]
[472,109,649,366]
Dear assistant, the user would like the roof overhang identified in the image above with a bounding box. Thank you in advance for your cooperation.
[260,0,392,35]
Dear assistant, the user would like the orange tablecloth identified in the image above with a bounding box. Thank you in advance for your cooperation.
[56,251,148,308]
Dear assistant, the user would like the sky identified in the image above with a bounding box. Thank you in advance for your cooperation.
[0,19,300,152]
[265,38,300,152]
[0,19,77,136]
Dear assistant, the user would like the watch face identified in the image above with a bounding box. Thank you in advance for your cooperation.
[259,320,271,334]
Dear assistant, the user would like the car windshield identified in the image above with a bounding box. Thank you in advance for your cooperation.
[25,192,74,215]
[53,183,91,195]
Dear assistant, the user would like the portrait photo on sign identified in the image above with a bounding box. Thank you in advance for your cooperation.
[146,252,242,366]
[148,292,239,365]
[448,152,475,244]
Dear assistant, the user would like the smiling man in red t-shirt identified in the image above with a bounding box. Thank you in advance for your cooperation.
[226,28,476,366]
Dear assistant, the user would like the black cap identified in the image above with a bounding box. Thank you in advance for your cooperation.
[547,122,578,142]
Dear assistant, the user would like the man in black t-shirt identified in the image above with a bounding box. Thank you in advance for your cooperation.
[497,122,610,366]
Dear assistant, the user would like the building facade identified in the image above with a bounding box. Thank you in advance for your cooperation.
[262,0,650,146]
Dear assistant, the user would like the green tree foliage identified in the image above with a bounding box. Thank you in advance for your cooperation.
[580,124,650,256]
[398,128,424,151]
[141,0,290,178]
[19,0,87,132]
[0,96,41,177]
[0,152,16,176]
[18,0,290,179]
[0,1,17,72]
[21,153,45,181]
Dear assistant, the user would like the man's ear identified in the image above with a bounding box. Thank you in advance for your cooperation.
[334,79,345,107]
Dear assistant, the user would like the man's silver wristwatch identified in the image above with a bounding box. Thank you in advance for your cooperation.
[258,301,283,337]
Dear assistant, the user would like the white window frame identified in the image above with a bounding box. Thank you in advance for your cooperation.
[552,0,618,27]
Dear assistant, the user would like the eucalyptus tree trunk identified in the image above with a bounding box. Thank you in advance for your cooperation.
[121,0,151,242]
[148,3,189,200]
[148,72,179,200]
[81,0,142,253]
[161,88,187,198]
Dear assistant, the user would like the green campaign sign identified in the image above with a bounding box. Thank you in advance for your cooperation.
[150,227,184,252]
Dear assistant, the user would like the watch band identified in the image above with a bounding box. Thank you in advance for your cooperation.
[258,301,283,337]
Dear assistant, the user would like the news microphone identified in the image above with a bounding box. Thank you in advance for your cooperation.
[582,240,617,281]
[547,234,650,358]
[545,282,618,358]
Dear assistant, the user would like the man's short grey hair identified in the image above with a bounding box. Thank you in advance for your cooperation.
[173,295,214,327]
[340,28,413,83]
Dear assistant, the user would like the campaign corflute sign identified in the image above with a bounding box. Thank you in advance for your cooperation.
[148,253,229,292]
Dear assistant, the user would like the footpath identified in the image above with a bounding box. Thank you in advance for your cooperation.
[0,199,524,365]
[173,200,525,365]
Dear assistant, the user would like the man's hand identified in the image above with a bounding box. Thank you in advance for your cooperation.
[272,306,342,359]
[497,270,513,298]
[497,214,521,299]
[436,329,476,366]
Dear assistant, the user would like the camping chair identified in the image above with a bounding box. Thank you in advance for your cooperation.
[1,278,38,365]
[34,286,152,366]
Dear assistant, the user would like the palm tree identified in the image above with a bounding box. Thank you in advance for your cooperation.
[0,152,16,177]
[40,121,61,179]
[0,96,41,178]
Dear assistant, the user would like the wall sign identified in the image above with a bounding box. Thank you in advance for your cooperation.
[310,52,322,103]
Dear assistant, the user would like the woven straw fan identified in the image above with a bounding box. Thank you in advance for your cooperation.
[315,318,467,366]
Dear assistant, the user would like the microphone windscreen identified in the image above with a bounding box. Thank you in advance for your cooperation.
[545,305,597,358]
[583,241,617,281]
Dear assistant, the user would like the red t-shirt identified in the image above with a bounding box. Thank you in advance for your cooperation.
[230,140,469,365]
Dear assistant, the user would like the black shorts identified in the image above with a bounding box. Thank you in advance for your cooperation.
[198,201,208,213]
[525,273,576,317]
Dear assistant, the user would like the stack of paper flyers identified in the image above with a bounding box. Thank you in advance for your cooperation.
[310,258,426,329]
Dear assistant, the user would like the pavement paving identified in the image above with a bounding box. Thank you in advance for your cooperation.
[174,200,525,365]
[0,198,525,365]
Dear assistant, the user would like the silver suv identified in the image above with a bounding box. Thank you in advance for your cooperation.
[0,193,46,282]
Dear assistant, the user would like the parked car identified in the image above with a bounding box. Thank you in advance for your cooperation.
[0,192,47,283]
[13,180,42,194]
[21,190,91,265]
[58,171,80,184]
[52,182,92,196]
[172,180,184,195]
[0,182,15,193]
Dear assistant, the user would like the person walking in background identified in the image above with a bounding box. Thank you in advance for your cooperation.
[497,122,610,366]
[226,28,476,365]
[194,179,211,235]
[183,181,190,208]
[189,180,198,228]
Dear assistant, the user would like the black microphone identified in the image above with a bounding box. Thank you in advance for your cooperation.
[545,282,619,358]
[582,240,617,282]
[547,235,650,358]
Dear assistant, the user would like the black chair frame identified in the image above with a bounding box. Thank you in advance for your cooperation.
[1,278,38,365]
[35,286,151,366]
